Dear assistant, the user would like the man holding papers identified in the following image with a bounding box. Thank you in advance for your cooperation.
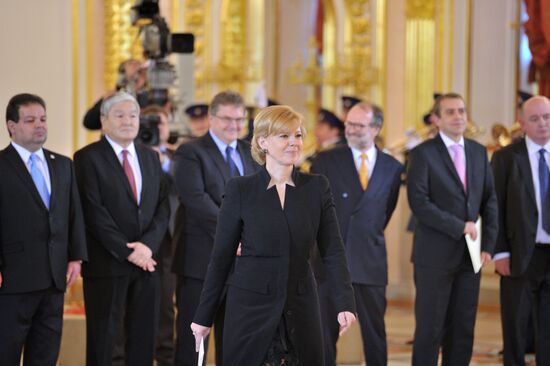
[492,95,550,366]
[407,93,498,366]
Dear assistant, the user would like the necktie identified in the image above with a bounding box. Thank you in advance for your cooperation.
[29,153,50,209]
[226,146,239,177]
[451,144,467,191]
[122,150,138,201]
[538,149,550,232]
[359,153,368,190]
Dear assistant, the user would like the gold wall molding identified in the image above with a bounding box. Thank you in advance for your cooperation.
[406,0,436,19]
[104,0,142,90]
[202,0,261,94]
[182,0,208,100]
[405,0,436,130]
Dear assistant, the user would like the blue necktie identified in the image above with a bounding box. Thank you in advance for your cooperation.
[225,146,239,177]
[539,149,550,232]
[29,153,50,209]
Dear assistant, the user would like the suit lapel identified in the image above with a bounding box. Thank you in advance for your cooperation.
[435,135,465,195]
[44,149,58,211]
[4,144,48,210]
[237,140,254,175]
[99,138,138,204]
[515,140,537,206]
[335,147,363,193]
[136,144,151,204]
[203,134,231,182]
[464,139,475,196]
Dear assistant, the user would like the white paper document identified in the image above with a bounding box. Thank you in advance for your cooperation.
[465,218,482,273]
[197,337,205,366]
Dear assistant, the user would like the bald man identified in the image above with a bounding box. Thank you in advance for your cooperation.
[492,96,550,365]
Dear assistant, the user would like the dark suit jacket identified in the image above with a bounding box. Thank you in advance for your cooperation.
[0,144,87,294]
[311,146,403,285]
[491,139,539,276]
[193,168,356,366]
[171,132,259,279]
[74,137,169,277]
[407,134,498,269]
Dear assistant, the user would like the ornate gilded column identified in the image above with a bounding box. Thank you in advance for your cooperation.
[182,0,208,101]
[104,0,142,90]
[405,0,436,130]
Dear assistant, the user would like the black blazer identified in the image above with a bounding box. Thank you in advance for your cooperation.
[193,168,356,366]
[74,137,169,277]
[0,144,87,294]
[407,135,498,269]
[311,146,403,285]
[171,132,260,278]
[491,139,539,276]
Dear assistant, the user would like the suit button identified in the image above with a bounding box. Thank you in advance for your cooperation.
[286,310,292,316]
[342,193,348,198]
[290,328,295,334]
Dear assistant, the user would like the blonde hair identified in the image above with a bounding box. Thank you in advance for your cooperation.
[251,105,306,165]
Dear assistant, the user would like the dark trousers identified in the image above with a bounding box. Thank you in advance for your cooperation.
[412,256,481,366]
[83,271,160,366]
[529,246,550,365]
[175,276,225,366]
[155,237,176,366]
[0,287,64,366]
[500,274,531,366]
[319,281,387,366]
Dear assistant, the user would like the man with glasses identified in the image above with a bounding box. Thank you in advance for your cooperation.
[311,102,403,366]
[492,95,550,365]
[172,90,260,365]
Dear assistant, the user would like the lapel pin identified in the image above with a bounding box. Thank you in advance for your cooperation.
[342,193,348,198]
[50,154,55,159]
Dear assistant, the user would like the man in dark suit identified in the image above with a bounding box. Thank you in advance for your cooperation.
[172,90,260,365]
[141,105,178,366]
[0,93,88,366]
[407,93,498,366]
[74,92,169,366]
[311,102,403,366]
[492,95,550,366]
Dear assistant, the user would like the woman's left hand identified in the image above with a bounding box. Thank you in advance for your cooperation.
[337,311,356,336]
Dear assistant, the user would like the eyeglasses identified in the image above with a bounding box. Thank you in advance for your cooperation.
[213,115,246,125]
[345,121,375,130]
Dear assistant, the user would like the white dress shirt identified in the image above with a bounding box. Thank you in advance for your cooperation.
[350,145,377,179]
[209,129,244,175]
[11,141,51,194]
[439,131,466,169]
[105,135,143,204]
[494,137,550,261]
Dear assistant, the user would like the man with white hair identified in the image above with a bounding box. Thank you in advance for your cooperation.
[74,92,169,366]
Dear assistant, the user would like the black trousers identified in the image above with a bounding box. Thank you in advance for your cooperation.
[83,270,160,366]
[155,236,176,366]
[412,255,481,366]
[500,272,531,366]
[0,287,64,366]
[318,281,387,366]
[175,276,225,366]
[528,246,550,365]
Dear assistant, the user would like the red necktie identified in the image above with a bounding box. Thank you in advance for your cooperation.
[122,150,138,201]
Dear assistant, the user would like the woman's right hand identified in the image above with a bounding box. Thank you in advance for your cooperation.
[190,322,211,352]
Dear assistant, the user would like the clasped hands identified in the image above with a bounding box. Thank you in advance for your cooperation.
[127,242,156,272]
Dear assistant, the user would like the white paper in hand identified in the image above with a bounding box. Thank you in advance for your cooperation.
[197,337,204,366]
[465,218,482,273]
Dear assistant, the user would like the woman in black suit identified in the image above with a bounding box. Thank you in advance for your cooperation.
[191,105,356,365]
